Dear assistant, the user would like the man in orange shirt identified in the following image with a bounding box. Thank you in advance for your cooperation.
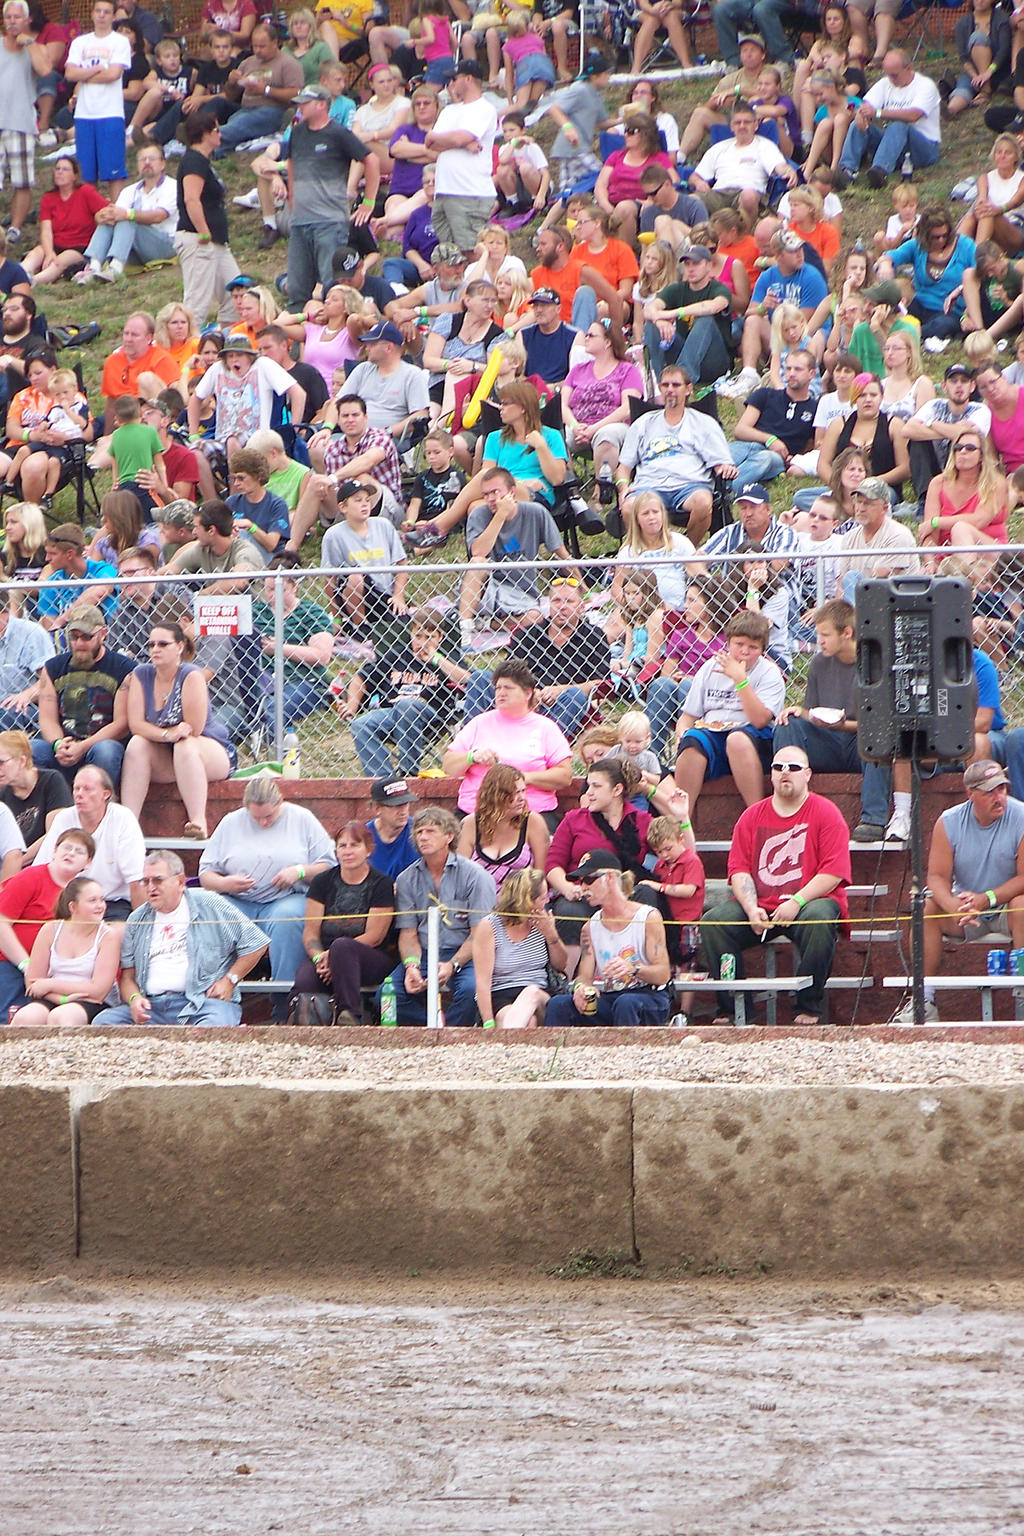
[99,311,179,422]
[571,204,638,329]
[530,225,598,331]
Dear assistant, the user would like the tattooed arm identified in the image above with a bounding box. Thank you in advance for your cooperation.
[731,871,771,935]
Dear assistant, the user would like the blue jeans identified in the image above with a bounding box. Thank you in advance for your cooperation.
[351,698,439,778]
[571,286,597,331]
[288,219,350,308]
[31,737,125,789]
[85,220,175,268]
[227,892,307,989]
[729,440,786,491]
[772,716,889,826]
[644,315,731,386]
[93,991,242,1026]
[381,255,420,287]
[839,121,942,177]
[0,958,26,1016]
[462,670,590,737]
[215,104,285,154]
[545,987,670,1027]
[714,0,795,64]
[262,677,330,733]
[377,955,479,1027]
[645,677,691,764]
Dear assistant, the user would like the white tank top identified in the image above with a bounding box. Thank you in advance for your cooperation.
[588,907,652,992]
[48,920,119,1006]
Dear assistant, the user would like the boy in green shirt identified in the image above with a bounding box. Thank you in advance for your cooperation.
[110,395,166,492]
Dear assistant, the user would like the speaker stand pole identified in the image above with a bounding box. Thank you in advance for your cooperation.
[910,751,925,1029]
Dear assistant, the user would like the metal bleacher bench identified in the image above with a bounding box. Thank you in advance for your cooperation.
[883,933,1024,1023]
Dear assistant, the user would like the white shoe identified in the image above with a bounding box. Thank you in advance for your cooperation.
[37,129,57,148]
[885,812,911,844]
[96,262,118,282]
[891,997,939,1025]
[924,336,950,354]
[164,139,186,156]
[233,187,261,209]
[71,268,94,284]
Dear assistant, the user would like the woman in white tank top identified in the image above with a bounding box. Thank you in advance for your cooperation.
[543,852,672,1028]
[11,877,122,1027]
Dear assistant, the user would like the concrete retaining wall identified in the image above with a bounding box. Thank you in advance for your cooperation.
[5,1082,1024,1275]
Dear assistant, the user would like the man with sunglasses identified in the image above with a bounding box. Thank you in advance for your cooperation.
[701,744,851,1027]
[33,603,136,790]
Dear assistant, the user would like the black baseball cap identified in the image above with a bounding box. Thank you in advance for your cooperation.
[371,777,417,805]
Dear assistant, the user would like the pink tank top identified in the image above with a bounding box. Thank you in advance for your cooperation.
[938,483,1007,546]
[989,386,1024,475]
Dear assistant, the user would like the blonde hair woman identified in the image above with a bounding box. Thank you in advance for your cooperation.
[471,867,567,1029]
[465,224,528,287]
[154,302,200,372]
[880,327,934,422]
[919,425,1008,570]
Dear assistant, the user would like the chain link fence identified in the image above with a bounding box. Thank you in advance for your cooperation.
[15,539,1023,779]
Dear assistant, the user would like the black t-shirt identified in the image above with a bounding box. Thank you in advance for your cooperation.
[176,148,229,246]
[45,646,136,740]
[194,56,238,93]
[362,272,397,312]
[306,864,394,945]
[411,463,467,519]
[510,620,611,689]
[0,768,72,846]
[289,359,329,420]
[745,386,816,453]
[359,644,460,718]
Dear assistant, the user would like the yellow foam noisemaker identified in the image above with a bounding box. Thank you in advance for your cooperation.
[462,346,503,429]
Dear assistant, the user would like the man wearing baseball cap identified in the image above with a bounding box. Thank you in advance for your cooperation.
[366,776,418,880]
[899,760,1024,1023]
[900,362,991,509]
[36,526,118,635]
[835,477,921,598]
[284,81,380,307]
[425,59,498,253]
[727,226,826,398]
[345,320,430,446]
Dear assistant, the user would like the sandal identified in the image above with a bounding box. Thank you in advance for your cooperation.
[793,1012,821,1027]
[183,821,208,839]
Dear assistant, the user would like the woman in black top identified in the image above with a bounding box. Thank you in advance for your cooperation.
[291,820,395,1025]
[174,110,241,330]
[817,373,909,492]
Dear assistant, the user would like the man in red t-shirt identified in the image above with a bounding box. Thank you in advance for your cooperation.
[701,744,851,1025]
[0,826,95,1015]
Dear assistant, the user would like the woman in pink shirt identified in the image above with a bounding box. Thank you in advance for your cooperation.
[442,659,574,816]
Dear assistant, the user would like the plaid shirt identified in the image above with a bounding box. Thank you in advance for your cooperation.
[324,426,405,507]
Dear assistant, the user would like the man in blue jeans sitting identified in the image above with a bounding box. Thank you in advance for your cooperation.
[835,49,941,191]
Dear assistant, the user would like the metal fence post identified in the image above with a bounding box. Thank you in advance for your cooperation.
[426,904,443,1028]
[273,574,285,760]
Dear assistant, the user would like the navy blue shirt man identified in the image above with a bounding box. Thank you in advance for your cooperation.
[366,776,418,879]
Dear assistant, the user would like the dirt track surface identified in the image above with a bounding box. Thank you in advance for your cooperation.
[3,1274,1024,1536]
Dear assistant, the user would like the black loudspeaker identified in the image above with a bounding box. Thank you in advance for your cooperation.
[855,576,975,762]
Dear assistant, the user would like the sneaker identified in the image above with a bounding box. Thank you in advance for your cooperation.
[730,366,761,398]
[233,188,261,209]
[39,492,53,511]
[892,500,919,521]
[36,130,57,149]
[596,465,616,504]
[851,821,886,842]
[97,259,123,282]
[164,139,186,156]
[574,500,605,536]
[833,168,854,190]
[885,811,911,844]
[256,224,280,249]
[866,165,888,189]
[249,724,268,760]
[890,997,939,1025]
[924,336,950,354]
[5,226,19,245]
[403,520,448,550]
[71,268,94,284]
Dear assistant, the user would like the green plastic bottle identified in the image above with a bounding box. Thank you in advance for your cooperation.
[380,975,397,1027]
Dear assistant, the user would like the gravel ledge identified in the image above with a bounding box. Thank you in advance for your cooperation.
[4,1025,1024,1085]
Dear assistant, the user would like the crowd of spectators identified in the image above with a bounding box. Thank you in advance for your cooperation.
[0,3,1022,1027]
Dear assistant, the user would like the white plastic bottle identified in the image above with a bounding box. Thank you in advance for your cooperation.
[282,730,300,779]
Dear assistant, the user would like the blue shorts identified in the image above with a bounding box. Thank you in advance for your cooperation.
[516,54,556,85]
[677,724,773,778]
[74,116,127,185]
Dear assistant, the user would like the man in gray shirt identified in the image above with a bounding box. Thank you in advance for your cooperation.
[899,760,1024,1023]
[346,321,431,446]
[458,466,570,649]
[284,84,379,307]
[616,365,736,543]
[379,805,495,1028]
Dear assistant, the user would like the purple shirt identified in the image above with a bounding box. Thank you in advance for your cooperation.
[403,203,438,262]
[665,625,724,677]
[388,123,430,199]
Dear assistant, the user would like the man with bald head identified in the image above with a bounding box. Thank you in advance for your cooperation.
[835,48,941,189]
